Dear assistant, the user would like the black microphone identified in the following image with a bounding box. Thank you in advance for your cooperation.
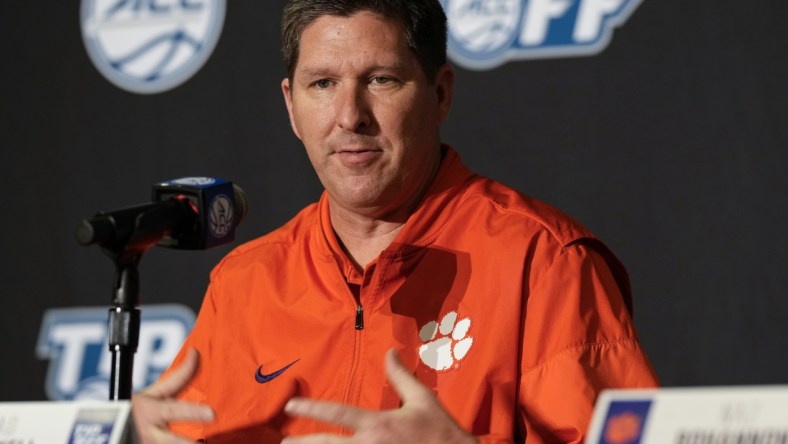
[77,177,248,251]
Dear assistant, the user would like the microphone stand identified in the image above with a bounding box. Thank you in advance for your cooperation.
[82,200,190,400]
[78,183,246,399]
[107,254,141,400]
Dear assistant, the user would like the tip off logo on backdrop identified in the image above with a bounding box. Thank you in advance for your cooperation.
[81,0,226,94]
[36,305,195,401]
[441,0,643,70]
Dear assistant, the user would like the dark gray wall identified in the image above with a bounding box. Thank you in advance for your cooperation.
[1,0,786,401]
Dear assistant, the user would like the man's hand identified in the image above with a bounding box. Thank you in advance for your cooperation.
[131,348,215,444]
[281,349,479,444]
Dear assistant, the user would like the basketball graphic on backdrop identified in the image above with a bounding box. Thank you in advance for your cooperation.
[442,0,522,63]
[81,0,226,94]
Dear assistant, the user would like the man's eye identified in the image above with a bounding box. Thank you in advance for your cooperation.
[371,76,394,85]
[314,79,331,89]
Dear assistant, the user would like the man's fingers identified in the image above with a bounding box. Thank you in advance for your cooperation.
[144,347,200,398]
[131,396,214,444]
[384,349,433,406]
[284,398,372,430]
[281,433,349,444]
[281,351,474,443]
[130,347,214,443]
[146,427,205,444]
[132,393,215,427]
[148,398,215,424]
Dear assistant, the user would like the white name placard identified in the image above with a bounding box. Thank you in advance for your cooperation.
[587,385,788,443]
[0,401,131,444]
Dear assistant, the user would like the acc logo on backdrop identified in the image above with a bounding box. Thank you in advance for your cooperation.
[441,0,643,70]
[36,304,195,400]
[81,0,226,94]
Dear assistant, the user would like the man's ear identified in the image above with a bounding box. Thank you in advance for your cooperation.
[434,63,455,124]
[281,77,302,140]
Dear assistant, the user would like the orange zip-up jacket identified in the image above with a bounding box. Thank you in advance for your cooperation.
[165,146,659,443]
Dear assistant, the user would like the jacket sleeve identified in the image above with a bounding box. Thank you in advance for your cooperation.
[519,242,659,443]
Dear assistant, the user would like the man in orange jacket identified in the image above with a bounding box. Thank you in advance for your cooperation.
[132,1,659,442]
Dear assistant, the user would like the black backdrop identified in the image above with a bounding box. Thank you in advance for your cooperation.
[1,0,787,401]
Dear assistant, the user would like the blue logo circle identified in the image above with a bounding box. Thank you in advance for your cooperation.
[81,0,226,94]
[442,0,522,70]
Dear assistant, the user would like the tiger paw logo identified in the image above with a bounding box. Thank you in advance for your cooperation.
[603,411,643,444]
[418,312,473,371]
[599,400,652,444]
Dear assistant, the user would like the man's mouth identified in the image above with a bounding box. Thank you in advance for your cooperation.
[334,148,382,166]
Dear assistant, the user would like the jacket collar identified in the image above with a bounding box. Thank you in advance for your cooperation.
[314,145,476,264]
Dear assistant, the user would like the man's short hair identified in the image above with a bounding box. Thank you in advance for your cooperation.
[281,0,448,83]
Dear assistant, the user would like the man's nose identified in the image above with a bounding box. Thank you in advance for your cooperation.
[335,83,371,132]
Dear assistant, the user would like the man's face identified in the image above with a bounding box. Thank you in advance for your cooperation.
[282,11,453,219]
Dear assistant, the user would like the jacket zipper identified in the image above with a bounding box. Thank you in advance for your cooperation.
[355,305,364,330]
[340,307,364,436]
